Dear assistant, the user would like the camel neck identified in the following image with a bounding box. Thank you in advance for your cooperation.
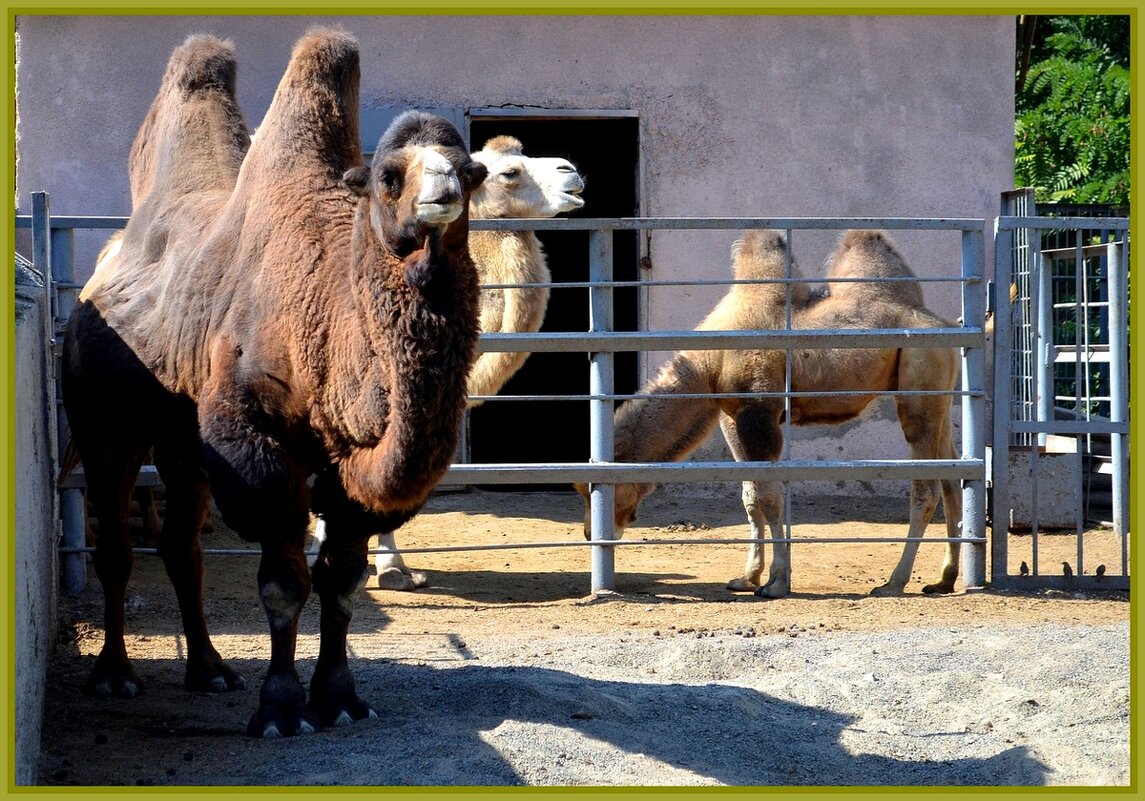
[615,352,721,465]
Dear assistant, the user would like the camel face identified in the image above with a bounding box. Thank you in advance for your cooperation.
[575,481,651,540]
[360,112,488,249]
[369,144,485,232]
[471,136,585,219]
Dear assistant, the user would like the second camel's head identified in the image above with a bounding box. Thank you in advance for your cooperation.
[469,135,585,219]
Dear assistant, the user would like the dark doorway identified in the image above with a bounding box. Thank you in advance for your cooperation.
[466,114,640,488]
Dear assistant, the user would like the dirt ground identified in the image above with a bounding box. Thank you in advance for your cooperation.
[38,489,1130,787]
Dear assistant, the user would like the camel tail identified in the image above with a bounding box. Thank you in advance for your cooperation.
[729,229,792,282]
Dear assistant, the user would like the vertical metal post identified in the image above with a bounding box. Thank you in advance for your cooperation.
[1035,252,1053,447]
[588,229,616,593]
[959,227,986,589]
[32,194,85,593]
[989,224,1014,583]
[1105,241,1128,548]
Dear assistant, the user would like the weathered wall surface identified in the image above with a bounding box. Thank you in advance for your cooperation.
[15,14,1014,490]
[13,268,58,786]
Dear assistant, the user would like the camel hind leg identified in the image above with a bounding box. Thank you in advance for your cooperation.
[79,444,149,698]
[152,435,246,693]
[872,386,961,596]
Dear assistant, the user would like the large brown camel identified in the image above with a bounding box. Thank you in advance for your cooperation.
[62,29,486,737]
[576,229,962,598]
[364,134,585,590]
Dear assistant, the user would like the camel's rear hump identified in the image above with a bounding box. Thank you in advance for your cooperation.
[127,34,248,205]
[822,229,925,307]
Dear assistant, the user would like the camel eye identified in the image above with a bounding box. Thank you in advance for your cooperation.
[380,168,401,195]
[500,168,520,180]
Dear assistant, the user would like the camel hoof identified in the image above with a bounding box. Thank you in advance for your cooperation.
[922,581,956,595]
[85,654,143,699]
[725,578,758,593]
[246,703,319,738]
[753,581,790,600]
[376,568,428,591]
[869,583,905,597]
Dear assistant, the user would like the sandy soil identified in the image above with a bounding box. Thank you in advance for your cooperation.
[37,489,1130,787]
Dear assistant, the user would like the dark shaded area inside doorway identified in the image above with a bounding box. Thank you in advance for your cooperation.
[467,115,640,490]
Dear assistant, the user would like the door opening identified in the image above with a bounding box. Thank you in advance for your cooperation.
[466,113,640,490]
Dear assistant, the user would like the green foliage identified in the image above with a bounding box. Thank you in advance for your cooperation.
[1014,16,1130,205]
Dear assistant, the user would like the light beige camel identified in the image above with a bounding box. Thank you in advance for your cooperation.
[365,135,585,590]
[577,229,962,598]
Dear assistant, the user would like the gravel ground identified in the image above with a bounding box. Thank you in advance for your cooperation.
[41,621,1130,787]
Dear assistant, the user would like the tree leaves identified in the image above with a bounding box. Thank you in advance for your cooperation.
[1013,16,1129,205]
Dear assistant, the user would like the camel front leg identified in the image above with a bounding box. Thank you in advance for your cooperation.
[749,480,791,598]
[720,408,791,597]
[727,479,790,599]
[309,532,378,727]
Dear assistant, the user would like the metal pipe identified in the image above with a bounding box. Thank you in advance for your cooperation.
[959,227,987,589]
[444,459,982,485]
[1105,241,1128,553]
[989,225,1014,583]
[588,229,616,593]
[477,327,982,353]
[1035,252,1053,447]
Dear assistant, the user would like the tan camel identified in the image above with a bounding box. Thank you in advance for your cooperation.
[62,29,486,737]
[366,135,585,590]
[577,229,962,598]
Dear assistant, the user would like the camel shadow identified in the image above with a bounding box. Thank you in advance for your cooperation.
[38,655,1052,786]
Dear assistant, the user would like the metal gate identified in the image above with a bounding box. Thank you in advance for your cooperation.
[990,200,1130,591]
[19,194,1004,595]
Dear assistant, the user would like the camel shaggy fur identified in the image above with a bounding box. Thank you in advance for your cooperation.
[577,229,962,598]
[367,134,585,590]
[62,29,486,737]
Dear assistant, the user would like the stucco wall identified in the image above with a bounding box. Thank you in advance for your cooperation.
[13,272,58,786]
[15,14,1014,493]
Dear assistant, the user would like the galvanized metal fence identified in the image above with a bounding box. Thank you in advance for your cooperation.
[991,212,1130,591]
[20,195,994,595]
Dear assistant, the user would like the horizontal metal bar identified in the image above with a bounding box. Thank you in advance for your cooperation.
[58,535,989,557]
[14,215,127,229]
[470,388,980,403]
[444,459,983,485]
[59,465,163,489]
[482,274,970,290]
[15,214,985,232]
[1010,420,1128,436]
[996,216,1129,231]
[988,575,1129,592]
[470,217,984,232]
[469,107,641,120]
[477,327,982,353]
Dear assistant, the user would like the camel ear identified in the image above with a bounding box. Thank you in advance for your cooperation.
[460,161,487,191]
[342,165,371,196]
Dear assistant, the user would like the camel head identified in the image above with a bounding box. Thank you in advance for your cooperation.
[573,481,656,540]
[345,111,488,248]
[469,136,585,219]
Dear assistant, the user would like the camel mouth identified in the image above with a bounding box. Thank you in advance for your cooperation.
[415,201,463,225]
[557,190,586,210]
